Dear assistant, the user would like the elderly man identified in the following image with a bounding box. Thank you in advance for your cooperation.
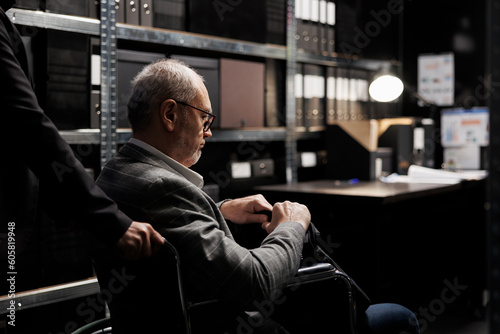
[95,58,310,333]
[95,58,419,334]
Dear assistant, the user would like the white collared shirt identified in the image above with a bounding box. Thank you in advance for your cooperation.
[129,138,204,189]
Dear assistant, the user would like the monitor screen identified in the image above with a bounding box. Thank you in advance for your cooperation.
[441,107,489,147]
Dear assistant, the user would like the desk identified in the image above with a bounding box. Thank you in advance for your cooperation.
[256,180,462,205]
[255,180,487,312]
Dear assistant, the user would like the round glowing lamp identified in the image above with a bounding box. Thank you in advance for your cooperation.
[368,75,404,102]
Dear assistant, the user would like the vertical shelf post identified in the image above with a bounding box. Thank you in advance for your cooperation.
[285,0,298,184]
[100,0,118,168]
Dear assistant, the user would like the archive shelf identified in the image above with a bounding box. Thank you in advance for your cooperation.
[5,0,395,315]
[8,7,393,156]
[59,127,324,145]
[7,8,393,68]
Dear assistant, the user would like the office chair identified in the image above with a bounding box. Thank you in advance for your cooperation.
[89,238,359,334]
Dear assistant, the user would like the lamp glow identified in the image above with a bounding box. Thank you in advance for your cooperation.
[368,75,404,102]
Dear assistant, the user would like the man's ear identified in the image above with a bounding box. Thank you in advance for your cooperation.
[159,99,176,131]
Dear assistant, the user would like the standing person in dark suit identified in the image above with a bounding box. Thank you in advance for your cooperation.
[0,0,163,262]
[95,58,419,334]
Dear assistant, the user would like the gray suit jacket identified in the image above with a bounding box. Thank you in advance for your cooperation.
[95,142,305,332]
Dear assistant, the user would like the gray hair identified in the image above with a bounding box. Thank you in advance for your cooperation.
[127,58,201,132]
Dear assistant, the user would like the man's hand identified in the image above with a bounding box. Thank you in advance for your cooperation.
[116,221,164,260]
[219,194,273,224]
[261,201,311,234]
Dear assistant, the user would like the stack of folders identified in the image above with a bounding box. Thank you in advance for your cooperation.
[295,0,336,55]
[295,65,371,128]
[328,67,371,122]
[295,64,325,129]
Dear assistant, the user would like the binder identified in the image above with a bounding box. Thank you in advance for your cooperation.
[88,0,99,19]
[326,66,336,124]
[348,69,361,120]
[326,0,336,55]
[319,0,328,55]
[308,21,320,55]
[349,69,370,120]
[44,31,90,129]
[116,0,125,23]
[335,0,357,54]
[219,58,265,129]
[12,0,40,10]
[303,64,325,128]
[90,90,100,129]
[296,19,310,52]
[153,0,185,30]
[296,0,311,53]
[335,67,349,120]
[295,63,305,128]
[140,0,153,26]
[188,0,266,43]
[125,0,140,25]
[90,37,101,129]
[266,0,286,45]
[45,0,88,16]
[309,0,320,54]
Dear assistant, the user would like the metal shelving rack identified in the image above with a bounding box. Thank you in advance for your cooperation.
[7,4,393,183]
[2,1,394,309]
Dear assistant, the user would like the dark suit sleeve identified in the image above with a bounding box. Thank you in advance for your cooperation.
[142,176,305,306]
[0,9,131,245]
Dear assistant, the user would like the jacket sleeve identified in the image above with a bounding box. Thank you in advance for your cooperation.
[143,176,305,307]
[0,9,131,245]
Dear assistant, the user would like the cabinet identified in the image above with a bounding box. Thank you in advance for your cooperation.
[2,1,397,329]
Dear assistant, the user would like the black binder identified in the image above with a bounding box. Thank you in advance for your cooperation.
[12,0,40,10]
[140,0,153,26]
[187,0,266,43]
[296,19,310,52]
[44,0,88,16]
[335,0,358,55]
[266,0,286,45]
[42,31,90,130]
[125,0,140,25]
[153,0,185,30]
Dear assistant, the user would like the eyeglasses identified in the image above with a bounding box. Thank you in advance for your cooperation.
[175,100,216,132]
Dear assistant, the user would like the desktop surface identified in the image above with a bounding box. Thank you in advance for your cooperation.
[255,179,462,205]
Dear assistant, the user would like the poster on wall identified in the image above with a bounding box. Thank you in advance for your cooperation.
[417,53,455,106]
